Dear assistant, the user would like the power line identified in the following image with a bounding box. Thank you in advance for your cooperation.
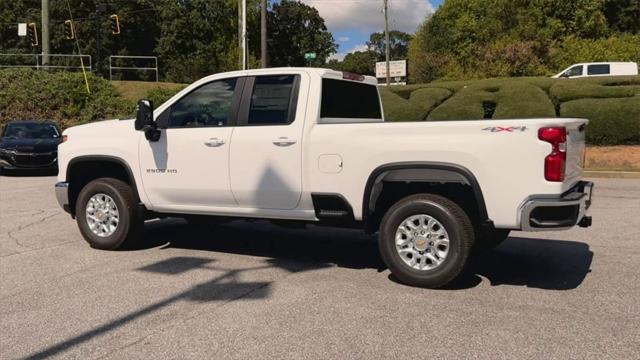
[64,0,90,94]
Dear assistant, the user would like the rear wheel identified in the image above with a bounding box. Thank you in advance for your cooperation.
[378,194,474,288]
[75,178,142,250]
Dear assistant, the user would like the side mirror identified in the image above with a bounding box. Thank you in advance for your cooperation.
[560,72,570,78]
[135,99,154,131]
[135,99,161,142]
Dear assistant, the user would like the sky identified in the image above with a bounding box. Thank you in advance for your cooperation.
[299,0,443,61]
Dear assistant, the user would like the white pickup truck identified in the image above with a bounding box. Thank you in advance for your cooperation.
[55,68,593,288]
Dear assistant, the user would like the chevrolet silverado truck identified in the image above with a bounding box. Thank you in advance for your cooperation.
[55,68,593,288]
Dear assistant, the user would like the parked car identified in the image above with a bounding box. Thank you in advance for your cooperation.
[0,121,63,173]
[54,68,593,288]
[552,62,638,79]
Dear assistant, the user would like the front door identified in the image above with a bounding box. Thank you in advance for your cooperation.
[139,77,242,209]
[229,74,306,210]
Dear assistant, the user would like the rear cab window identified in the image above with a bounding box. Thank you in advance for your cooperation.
[320,78,383,123]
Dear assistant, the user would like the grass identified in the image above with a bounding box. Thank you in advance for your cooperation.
[585,145,640,171]
[111,81,186,103]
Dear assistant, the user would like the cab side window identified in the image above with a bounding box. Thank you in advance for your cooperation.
[168,78,237,128]
[247,75,298,126]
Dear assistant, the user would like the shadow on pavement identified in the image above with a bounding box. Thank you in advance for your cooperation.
[424,236,593,291]
[143,219,385,271]
[143,219,592,291]
[24,221,593,359]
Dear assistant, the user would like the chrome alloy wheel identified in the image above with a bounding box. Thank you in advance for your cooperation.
[395,214,450,270]
[86,193,120,237]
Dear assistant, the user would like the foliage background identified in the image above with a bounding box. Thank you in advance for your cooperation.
[1,69,637,145]
[0,0,337,83]
[408,0,640,82]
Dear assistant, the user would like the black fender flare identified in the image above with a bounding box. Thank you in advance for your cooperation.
[362,161,489,228]
[66,155,141,212]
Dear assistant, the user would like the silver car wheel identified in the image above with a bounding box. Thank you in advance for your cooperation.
[86,193,120,237]
[395,214,450,271]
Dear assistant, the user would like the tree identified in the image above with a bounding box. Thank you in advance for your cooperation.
[154,0,241,82]
[336,51,378,75]
[0,1,42,53]
[367,31,412,61]
[408,0,622,82]
[604,0,640,34]
[267,0,337,67]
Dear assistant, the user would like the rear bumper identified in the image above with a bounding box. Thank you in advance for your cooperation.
[520,181,593,231]
[55,182,71,214]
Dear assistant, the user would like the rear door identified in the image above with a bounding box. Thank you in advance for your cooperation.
[229,73,307,210]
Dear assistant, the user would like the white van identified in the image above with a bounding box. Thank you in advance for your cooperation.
[552,62,638,79]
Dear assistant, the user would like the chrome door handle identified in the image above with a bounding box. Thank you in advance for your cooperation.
[204,138,225,147]
[273,137,297,147]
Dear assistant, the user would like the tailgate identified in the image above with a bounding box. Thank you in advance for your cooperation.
[564,121,588,189]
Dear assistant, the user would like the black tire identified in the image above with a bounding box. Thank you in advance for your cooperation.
[75,178,142,250]
[379,194,474,288]
[474,228,510,253]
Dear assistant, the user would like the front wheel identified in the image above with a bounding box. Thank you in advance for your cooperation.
[378,194,474,288]
[75,178,142,250]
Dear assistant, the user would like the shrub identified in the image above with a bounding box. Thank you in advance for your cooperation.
[0,69,133,129]
[549,35,640,71]
[561,95,640,145]
[378,88,425,122]
[426,80,555,120]
[147,86,186,108]
[382,75,639,145]
[381,87,453,122]
[549,76,640,102]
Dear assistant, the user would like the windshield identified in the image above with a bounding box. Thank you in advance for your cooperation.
[2,123,60,140]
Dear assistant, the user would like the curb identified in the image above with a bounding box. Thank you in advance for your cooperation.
[584,170,640,179]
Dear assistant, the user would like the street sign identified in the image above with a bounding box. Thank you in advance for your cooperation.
[375,60,407,78]
[304,52,317,60]
[18,23,27,36]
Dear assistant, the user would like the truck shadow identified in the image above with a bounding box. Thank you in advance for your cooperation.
[143,220,593,291]
[443,236,594,290]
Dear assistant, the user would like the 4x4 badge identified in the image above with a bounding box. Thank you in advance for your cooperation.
[482,126,528,133]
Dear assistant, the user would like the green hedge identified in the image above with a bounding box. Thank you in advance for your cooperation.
[561,95,640,145]
[386,75,640,145]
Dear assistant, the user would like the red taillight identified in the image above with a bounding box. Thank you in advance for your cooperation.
[538,127,567,182]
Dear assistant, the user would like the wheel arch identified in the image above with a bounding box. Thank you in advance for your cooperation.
[362,162,490,233]
[66,155,141,216]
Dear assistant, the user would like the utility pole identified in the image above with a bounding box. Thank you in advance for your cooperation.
[42,0,50,65]
[238,0,243,69]
[241,0,247,70]
[95,4,107,76]
[261,0,268,68]
[383,0,390,86]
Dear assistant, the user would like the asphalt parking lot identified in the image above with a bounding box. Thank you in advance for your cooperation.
[1,175,638,359]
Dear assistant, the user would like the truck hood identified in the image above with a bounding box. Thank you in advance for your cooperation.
[63,119,134,136]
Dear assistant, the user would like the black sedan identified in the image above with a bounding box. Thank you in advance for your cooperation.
[0,121,63,173]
